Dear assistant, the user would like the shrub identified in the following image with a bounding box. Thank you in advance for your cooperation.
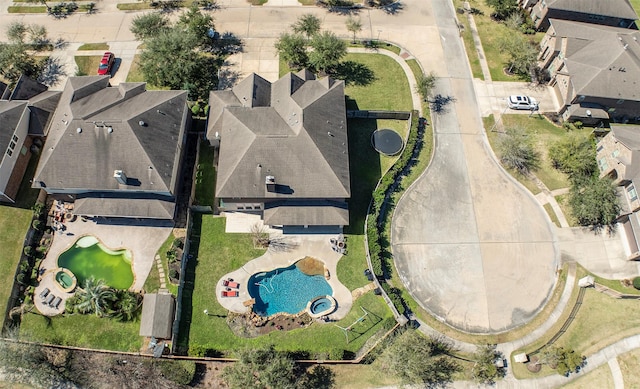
[191,103,202,116]
[169,268,179,280]
[633,277,640,290]
[32,219,43,231]
[23,246,34,257]
[382,316,398,330]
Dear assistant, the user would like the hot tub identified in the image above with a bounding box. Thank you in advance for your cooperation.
[306,295,337,318]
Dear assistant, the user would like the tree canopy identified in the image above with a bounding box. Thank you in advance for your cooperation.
[485,0,518,20]
[497,126,540,174]
[222,346,298,389]
[471,345,506,385]
[274,32,309,70]
[499,34,538,76]
[130,13,169,41]
[309,31,347,74]
[292,14,321,39]
[548,132,597,178]
[380,330,460,388]
[346,16,362,43]
[569,175,620,228]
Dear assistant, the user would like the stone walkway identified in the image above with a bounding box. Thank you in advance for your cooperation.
[155,254,167,289]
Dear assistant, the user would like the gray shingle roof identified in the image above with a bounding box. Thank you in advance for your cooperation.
[550,20,640,102]
[208,71,350,200]
[34,77,188,195]
[74,196,175,219]
[263,200,349,225]
[544,0,638,19]
[0,102,27,159]
[139,292,175,339]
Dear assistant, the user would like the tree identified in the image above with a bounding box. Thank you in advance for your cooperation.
[548,133,597,178]
[275,32,309,70]
[539,346,585,376]
[71,277,116,317]
[485,0,518,20]
[309,31,346,74]
[471,345,506,385]
[569,175,620,228]
[177,5,215,47]
[380,330,460,388]
[497,126,540,174]
[292,14,321,40]
[345,16,362,44]
[111,290,140,321]
[222,346,298,389]
[7,22,28,44]
[416,72,437,101]
[0,43,45,84]
[499,33,538,76]
[130,12,169,41]
[504,12,523,30]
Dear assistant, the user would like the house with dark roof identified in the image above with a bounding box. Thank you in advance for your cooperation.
[0,76,60,203]
[520,0,637,30]
[207,70,350,230]
[32,76,190,220]
[596,125,640,259]
[538,19,640,124]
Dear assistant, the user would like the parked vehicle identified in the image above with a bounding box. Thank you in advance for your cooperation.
[507,95,538,110]
[97,52,115,76]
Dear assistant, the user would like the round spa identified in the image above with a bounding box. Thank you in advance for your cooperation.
[306,295,337,318]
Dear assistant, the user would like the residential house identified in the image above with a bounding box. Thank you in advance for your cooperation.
[521,0,637,30]
[32,76,190,220]
[538,19,640,124]
[596,124,640,259]
[207,70,350,231]
[0,76,60,203]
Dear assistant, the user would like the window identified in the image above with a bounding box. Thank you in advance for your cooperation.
[598,157,608,171]
[6,149,12,157]
[12,135,18,142]
[578,95,585,102]
[628,185,638,201]
[596,144,604,152]
[612,149,620,158]
[617,99,625,105]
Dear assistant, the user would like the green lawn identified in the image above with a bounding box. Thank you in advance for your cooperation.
[19,314,142,351]
[178,217,392,356]
[0,206,32,320]
[117,2,153,10]
[455,7,484,79]
[543,203,560,227]
[126,55,144,82]
[7,5,47,12]
[630,0,640,20]
[77,43,109,51]
[344,53,411,111]
[74,56,101,77]
[194,142,216,208]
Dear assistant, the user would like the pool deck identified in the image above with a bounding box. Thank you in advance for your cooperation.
[217,233,353,321]
[35,217,172,315]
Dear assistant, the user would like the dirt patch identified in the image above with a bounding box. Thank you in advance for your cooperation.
[227,311,314,338]
[526,356,541,373]
[296,256,325,276]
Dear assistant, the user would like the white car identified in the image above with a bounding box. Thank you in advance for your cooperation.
[507,95,538,110]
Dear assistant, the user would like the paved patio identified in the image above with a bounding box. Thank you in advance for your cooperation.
[34,217,172,316]
[216,233,353,321]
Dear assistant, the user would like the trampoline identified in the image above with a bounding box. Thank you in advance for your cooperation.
[371,129,403,156]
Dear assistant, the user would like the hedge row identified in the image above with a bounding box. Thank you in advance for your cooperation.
[367,111,422,316]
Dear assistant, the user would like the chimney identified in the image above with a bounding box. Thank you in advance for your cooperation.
[265,175,276,192]
[114,170,127,185]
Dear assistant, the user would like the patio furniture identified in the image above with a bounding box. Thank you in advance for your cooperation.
[39,288,50,299]
[44,294,55,305]
[52,297,62,309]
[221,290,239,297]
[227,281,240,289]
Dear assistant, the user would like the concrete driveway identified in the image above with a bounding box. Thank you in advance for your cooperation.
[474,80,561,117]
[390,0,558,333]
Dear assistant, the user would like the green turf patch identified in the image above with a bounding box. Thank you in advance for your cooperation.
[74,56,101,77]
[7,5,47,13]
[77,43,109,51]
[0,206,32,320]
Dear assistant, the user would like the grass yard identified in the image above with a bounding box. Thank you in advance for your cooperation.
[344,53,411,111]
[331,363,400,388]
[116,2,153,10]
[77,43,109,51]
[143,233,179,295]
[543,203,560,227]
[74,56,101,77]
[126,55,145,83]
[455,0,544,81]
[630,0,640,19]
[618,348,640,388]
[560,363,613,388]
[0,206,32,320]
[194,142,216,208]
[556,194,577,227]
[455,7,484,79]
[7,5,47,12]
[19,314,142,352]
[591,275,640,295]
[179,216,392,356]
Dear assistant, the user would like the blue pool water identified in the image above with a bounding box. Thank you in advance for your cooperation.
[248,265,333,316]
[310,297,332,314]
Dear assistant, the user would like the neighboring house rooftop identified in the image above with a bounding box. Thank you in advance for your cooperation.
[609,125,640,182]
[542,0,638,20]
[208,70,350,201]
[33,76,188,219]
[549,19,640,103]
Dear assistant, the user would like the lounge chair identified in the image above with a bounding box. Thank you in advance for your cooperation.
[44,294,55,305]
[221,290,239,297]
[227,281,240,289]
[52,297,62,309]
[39,288,50,299]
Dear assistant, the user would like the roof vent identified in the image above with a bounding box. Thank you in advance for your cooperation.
[139,120,146,127]
[76,127,82,133]
[114,170,127,185]
[586,110,592,116]
[265,175,276,192]
[107,127,113,133]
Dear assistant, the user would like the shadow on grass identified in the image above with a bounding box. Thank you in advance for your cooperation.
[175,212,202,355]
[333,61,375,87]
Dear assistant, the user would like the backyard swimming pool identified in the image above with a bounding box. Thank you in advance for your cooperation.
[58,236,134,289]
[248,264,333,317]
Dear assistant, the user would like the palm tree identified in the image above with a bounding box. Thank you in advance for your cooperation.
[74,277,116,317]
[292,14,321,40]
[112,290,140,321]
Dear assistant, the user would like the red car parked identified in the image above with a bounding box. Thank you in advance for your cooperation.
[97,52,115,76]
